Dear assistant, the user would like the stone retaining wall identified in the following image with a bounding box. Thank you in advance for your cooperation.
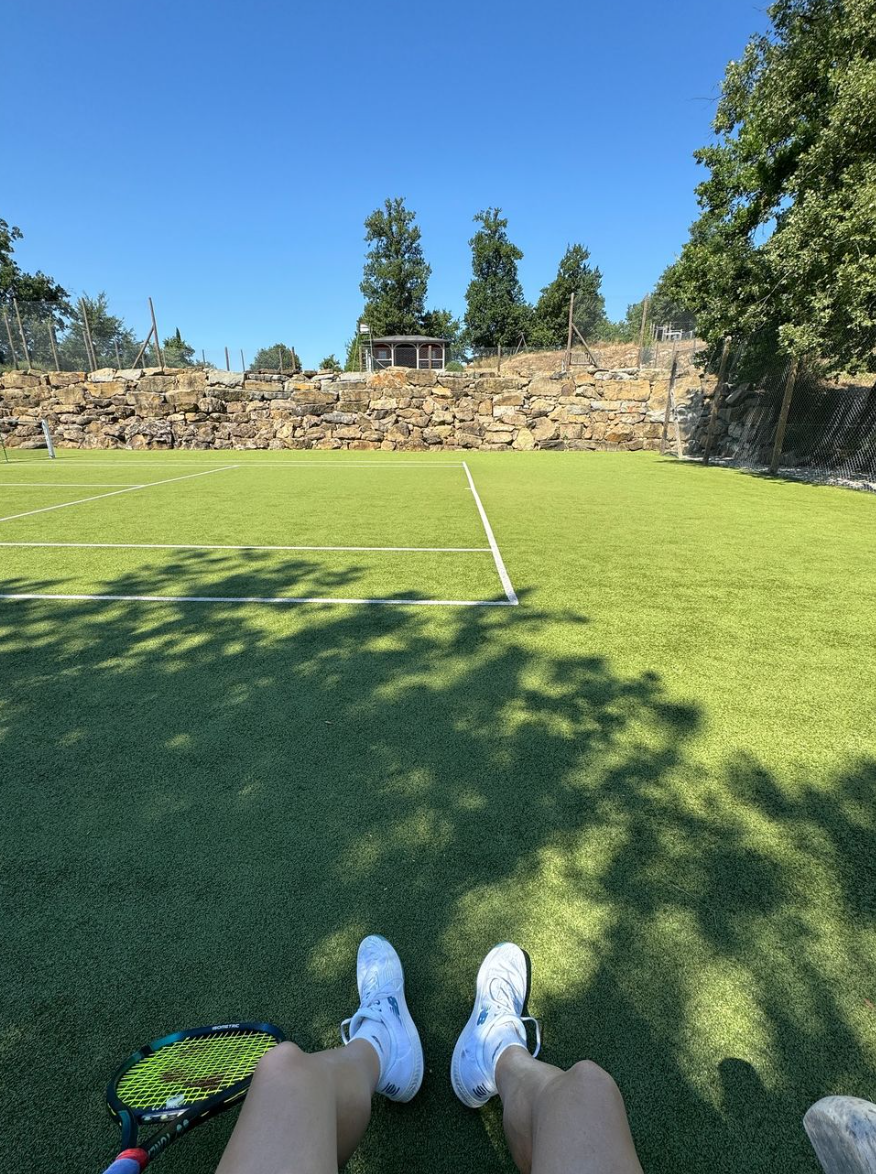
[0,365,715,452]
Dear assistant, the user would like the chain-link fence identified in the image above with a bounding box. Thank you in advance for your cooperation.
[694,343,876,491]
[0,295,304,375]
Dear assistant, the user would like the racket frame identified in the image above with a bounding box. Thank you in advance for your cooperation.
[106,1021,285,1159]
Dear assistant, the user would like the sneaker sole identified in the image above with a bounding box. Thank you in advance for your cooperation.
[450,943,532,1108]
[372,935,424,1102]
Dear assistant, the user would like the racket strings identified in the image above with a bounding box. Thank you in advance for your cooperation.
[116,1030,278,1110]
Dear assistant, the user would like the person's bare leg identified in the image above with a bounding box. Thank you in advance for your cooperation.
[215,1038,378,1174]
[496,1044,643,1174]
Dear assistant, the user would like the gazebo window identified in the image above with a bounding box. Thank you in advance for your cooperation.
[394,345,417,368]
[419,344,443,369]
[375,346,391,366]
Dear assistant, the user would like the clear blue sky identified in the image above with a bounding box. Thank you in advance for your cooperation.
[2,0,767,367]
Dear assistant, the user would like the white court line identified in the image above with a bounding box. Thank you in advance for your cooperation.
[462,462,519,606]
[25,459,465,467]
[0,541,490,553]
[0,482,143,488]
[0,592,515,608]
[0,465,238,524]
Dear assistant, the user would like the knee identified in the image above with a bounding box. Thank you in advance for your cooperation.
[254,1041,323,1089]
[565,1060,623,1101]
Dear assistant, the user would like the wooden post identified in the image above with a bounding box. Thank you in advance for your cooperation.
[48,320,60,371]
[240,349,245,373]
[279,347,284,374]
[12,297,32,369]
[148,297,163,369]
[637,294,651,367]
[564,291,575,372]
[79,298,98,371]
[497,342,502,372]
[769,355,799,475]
[201,348,206,367]
[224,346,230,371]
[3,309,19,369]
[661,352,679,455]
[130,325,154,372]
[114,339,122,369]
[804,1096,876,1173]
[702,335,732,465]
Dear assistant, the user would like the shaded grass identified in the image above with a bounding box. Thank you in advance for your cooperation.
[1,451,874,1173]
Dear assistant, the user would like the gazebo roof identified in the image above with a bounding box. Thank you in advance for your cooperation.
[372,335,449,344]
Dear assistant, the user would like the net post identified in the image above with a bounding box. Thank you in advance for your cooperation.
[40,419,56,459]
[769,356,799,475]
[702,335,732,465]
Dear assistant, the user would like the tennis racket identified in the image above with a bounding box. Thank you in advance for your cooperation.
[101,1021,285,1172]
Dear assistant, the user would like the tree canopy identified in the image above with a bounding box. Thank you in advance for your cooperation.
[360,197,431,335]
[250,343,301,372]
[162,328,195,367]
[463,208,529,349]
[531,244,606,345]
[663,0,876,374]
[58,294,138,370]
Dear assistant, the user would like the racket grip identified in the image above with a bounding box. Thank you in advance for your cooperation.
[101,1150,148,1174]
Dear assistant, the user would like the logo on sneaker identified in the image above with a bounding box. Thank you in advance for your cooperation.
[387,996,401,1019]
[476,1008,488,1026]
[472,1083,489,1100]
[383,1082,399,1097]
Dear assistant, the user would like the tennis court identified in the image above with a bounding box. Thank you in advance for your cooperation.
[0,452,517,607]
[2,449,875,1174]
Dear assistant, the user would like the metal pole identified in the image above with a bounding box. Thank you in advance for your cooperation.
[3,309,20,369]
[201,348,206,367]
[12,297,32,369]
[661,350,679,455]
[637,294,651,367]
[148,297,163,369]
[279,347,284,374]
[79,298,98,371]
[224,346,230,371]
[48,320,60,371]
[114,339,122,369]
[240,349,245,372]
[769,356,800,475]
[702,336,732,465]
[564,292,575,373]
[497,342,502,372]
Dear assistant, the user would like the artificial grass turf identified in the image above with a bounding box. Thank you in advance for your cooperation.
[1,449,874,1173]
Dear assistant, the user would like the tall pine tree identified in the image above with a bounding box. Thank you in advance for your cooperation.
[463,208,529,348]
[360,197,430,335]
[532,244,606,345]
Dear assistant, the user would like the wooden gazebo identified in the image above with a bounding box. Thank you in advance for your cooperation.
[370,336,448,370]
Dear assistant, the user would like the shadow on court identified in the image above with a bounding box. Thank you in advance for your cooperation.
[1,553,873,1174]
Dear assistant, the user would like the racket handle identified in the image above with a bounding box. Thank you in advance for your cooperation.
[101,1149,148,1173]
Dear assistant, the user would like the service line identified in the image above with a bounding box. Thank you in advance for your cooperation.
[0,541,490,553]
[0,592,516,608]
[0,465,238,524]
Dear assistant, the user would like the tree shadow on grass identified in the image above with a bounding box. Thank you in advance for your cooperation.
[0,554,873,1173]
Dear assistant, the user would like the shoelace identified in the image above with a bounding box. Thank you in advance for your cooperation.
[487,1009,542,1059]
[339,1000,391,1046]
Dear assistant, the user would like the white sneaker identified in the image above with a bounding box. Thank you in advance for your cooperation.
[340,935,424,1102]
[451,942,542,1108]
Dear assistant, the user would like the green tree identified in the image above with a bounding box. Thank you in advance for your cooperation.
[664,0,876,374]
[320,354,342,372]
[250,343,300,372]
[162,327,195,367]
[463,208,530,349]
[360,197,431,335]
[58,293,138,370]
[532,244,606,345]
[0,217,70,367]
[421,307,461,345]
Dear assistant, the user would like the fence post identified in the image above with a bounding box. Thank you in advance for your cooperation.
[637,294,651,367]
[661,351,679,455]
[702,336,732,465]
[224,346,230,371]
[3,309,20,369]
[769,355,799,475]
[240,349,246,373]
[564,292,575,373]
[79,298,98,371]
[148,298,163,369]
[12,297,32,370]
[48,320,60,371]
[114,339,122,369]
[497,343,502,372]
